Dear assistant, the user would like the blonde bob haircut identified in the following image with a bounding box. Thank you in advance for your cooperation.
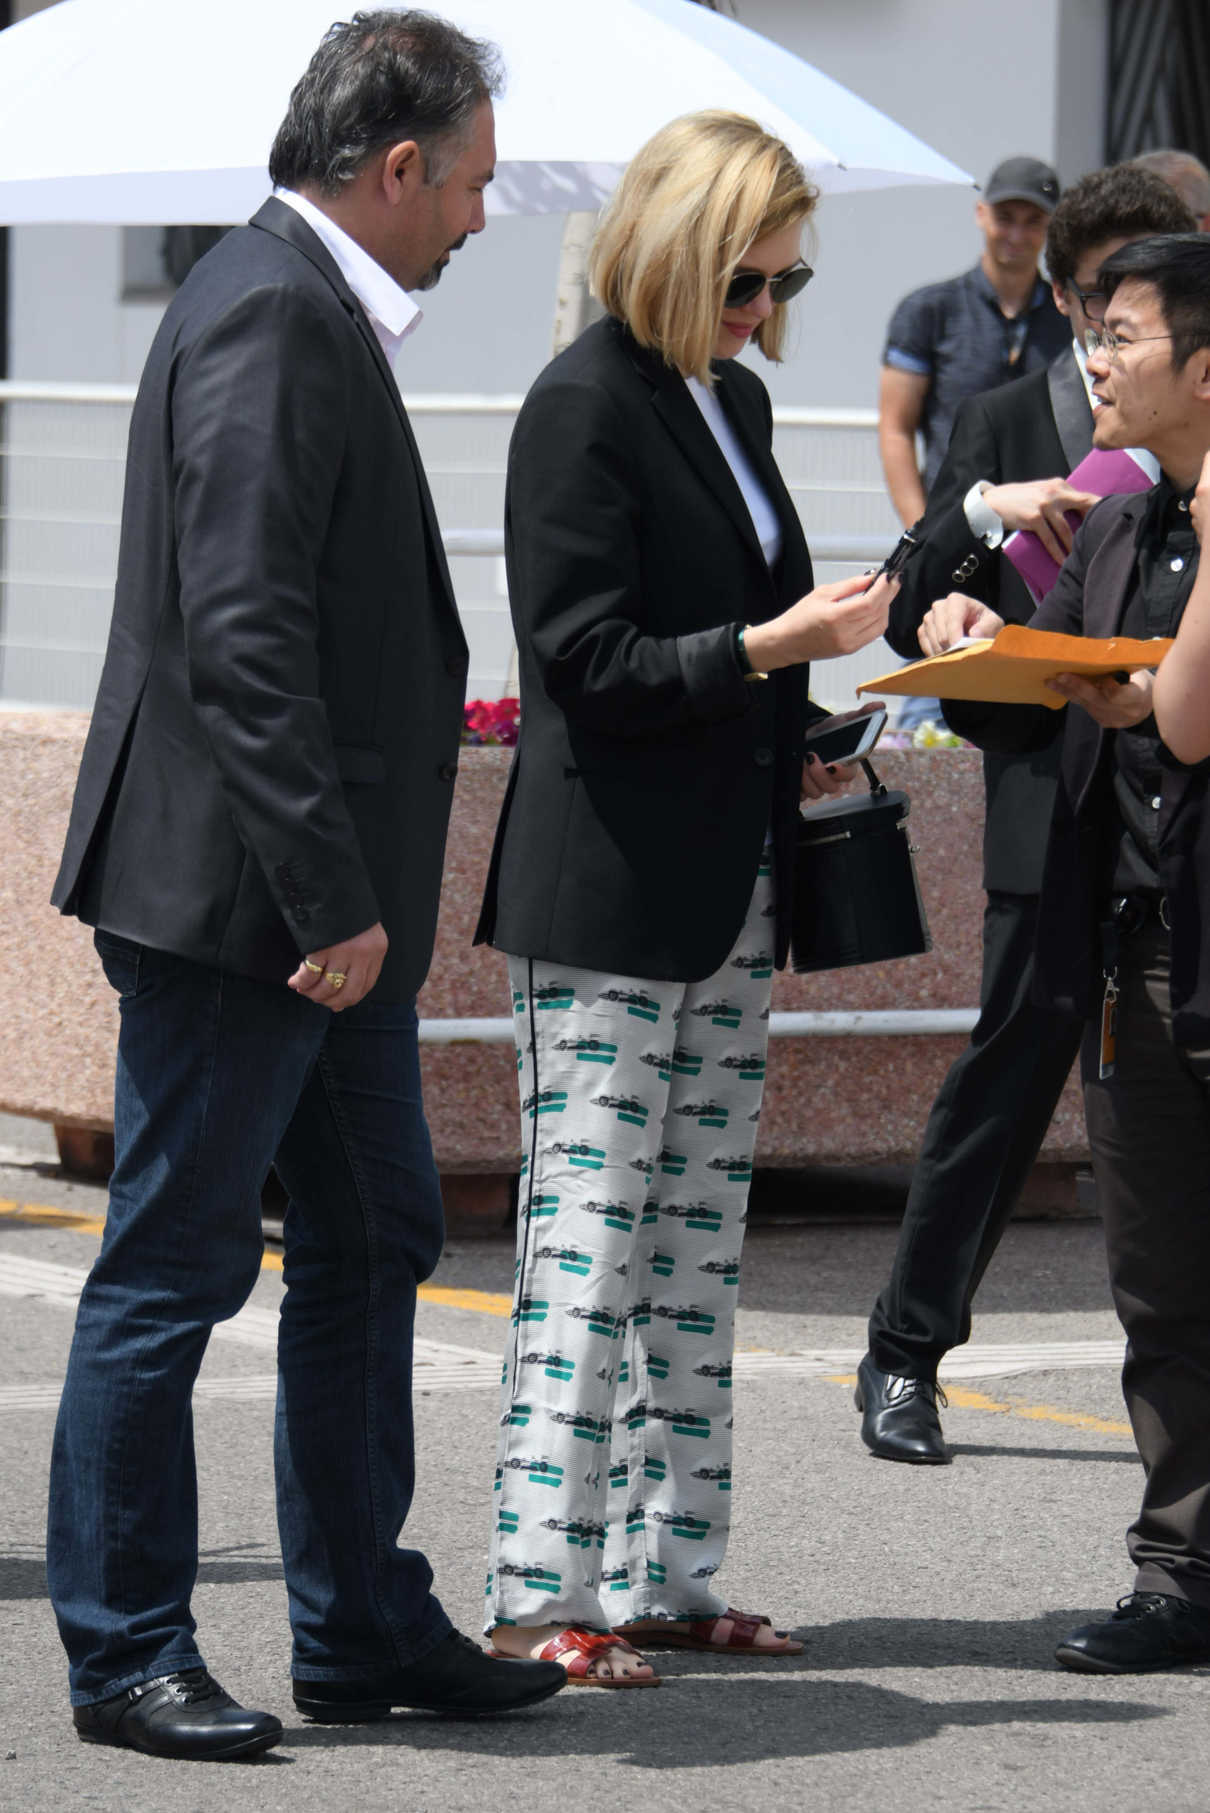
[589,110,818,385]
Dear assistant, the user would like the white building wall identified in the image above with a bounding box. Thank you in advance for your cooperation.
[2,0,1110,706]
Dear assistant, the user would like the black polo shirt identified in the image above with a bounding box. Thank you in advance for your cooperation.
[883,263,1071,490]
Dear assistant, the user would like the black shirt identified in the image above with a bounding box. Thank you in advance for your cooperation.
[1111,478,1198,894]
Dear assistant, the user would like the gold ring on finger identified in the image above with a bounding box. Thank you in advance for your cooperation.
[303,958,324,975]
[325,970,347,990]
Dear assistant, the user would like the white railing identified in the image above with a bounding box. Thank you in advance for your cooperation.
[0,382,901,712]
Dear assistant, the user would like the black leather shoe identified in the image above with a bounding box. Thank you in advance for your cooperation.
[73,1668,282,1760]
[855,1353,949,1464]
[293,1629,566,1720]
[1055,1593,1210,1674]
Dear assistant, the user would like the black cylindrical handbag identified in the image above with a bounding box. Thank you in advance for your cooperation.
[790,760,931,973]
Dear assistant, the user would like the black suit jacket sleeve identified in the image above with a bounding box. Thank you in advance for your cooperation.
[505,372,752,737]
[945,504,1103,756]
[886,393,1004,658]
[171,282,381,947]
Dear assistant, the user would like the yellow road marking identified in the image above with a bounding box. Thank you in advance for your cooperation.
[3,1201,1132,1436]
[828,1373,1131,1439]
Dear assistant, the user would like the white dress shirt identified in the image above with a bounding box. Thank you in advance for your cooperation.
[685,375,783,568]
[274,187,422,368]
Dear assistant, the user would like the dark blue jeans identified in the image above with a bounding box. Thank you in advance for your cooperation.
[47,933,450,1704]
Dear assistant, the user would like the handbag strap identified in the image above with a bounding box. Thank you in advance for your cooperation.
[860,757,887,799]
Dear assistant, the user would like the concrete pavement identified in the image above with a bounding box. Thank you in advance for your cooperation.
[1,1121,1206,1813]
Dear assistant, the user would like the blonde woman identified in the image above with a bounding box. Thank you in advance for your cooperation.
[475,112,895,1686]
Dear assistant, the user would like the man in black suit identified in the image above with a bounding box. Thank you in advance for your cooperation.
[856,167,1196,1466]
[46,11,563,1761]
[919,232,1210,1674]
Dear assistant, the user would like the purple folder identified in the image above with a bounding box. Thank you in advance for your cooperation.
[1003,448,1155,604]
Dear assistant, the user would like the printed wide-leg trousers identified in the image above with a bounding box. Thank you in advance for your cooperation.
[486,867,773,1633]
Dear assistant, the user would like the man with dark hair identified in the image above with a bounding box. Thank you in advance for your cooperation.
[878,156,1069,529]
[856,168,1196,1467]
[919,232,1210,1672]
[46,9,564,1762]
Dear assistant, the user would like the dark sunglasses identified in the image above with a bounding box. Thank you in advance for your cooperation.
[1066,276,1108,322]
[723,260,814,309]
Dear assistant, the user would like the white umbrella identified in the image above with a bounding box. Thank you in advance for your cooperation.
[0,0,972,223]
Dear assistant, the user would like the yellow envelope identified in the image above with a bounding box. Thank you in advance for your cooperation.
[858,624,1173,711]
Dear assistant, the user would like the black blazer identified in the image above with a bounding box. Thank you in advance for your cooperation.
[952,494,1210,1043]
[474,316,816,981]
[887,351,1094,894]
[52,199,468,1003]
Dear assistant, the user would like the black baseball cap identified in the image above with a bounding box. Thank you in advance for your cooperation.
[983,156,1060,213]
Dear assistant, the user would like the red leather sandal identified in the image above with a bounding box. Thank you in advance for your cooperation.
[614,1609,804,1655]
[489,1627,662,1688]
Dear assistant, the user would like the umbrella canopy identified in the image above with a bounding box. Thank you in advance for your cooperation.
[0,0,972,223]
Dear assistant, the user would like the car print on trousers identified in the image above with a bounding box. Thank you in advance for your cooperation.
[533,1243,593,1278]
[579,1198,636,1233]
[598,986,661,1023]
[554,1034,618,1065]
[500,1402,533,1428]
[547,1407,610,1444]
[657,1146,688,1177]
[694,1361,733,1390]
[511,1296,550,1326]
[659,1200,724,1234]
[564,1304,624,1339]
[647,1353,671,1382]
[690,998,742,1031]
[675,1098,729,1131]
[716,1051,766,1082]
[591,1091,650,1130]
[691,1463,733,1491]
[670,1045,704,1077]
[495,1562,563,1593]
[698,1258,741,1287]
[644,1455,667,1482]
[542,1516,606,1550]
[652,1304,717,1337]
[532,982,576,1011]
[523,1088,568,1119]
[545,1138,606,1172]
[525,1191,560,1220]
[731,951,773,981]
[639,1050,674,1082]
[601,1565,630,1593]
[650,1250,676,1279]
[647,1406,711,1439]
[707,1154,753,1184]
[652,1509,712,1541]
[502,1456,566,1488]
[518,1348,577,1383]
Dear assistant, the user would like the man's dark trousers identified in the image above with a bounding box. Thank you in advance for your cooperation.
[867,891,1082,1379]
[1082,919,1210,1608]
[47,932,451,1704]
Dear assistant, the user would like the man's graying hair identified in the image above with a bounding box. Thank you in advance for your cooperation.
[269,9,502,194]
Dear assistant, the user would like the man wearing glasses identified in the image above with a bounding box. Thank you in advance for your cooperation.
[857,167,1195,1469]
[916,232,1210,1674]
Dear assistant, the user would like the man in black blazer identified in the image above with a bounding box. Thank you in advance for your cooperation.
[45,13,562,1761]
[857,167,1195,1466]
[918,232,1210,1674]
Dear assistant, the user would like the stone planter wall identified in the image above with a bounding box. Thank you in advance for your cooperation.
[2,714,1086,1189]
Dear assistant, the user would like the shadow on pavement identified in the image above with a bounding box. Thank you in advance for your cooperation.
[948,1443,1138,1463]
[283,1669,1167,1766]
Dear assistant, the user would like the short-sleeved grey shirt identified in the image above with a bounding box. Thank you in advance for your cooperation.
[883,262,1070,491]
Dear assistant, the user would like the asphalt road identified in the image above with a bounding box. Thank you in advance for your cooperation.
[1,1116,1206,1813]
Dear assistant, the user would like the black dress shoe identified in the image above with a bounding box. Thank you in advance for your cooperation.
[73,1668,282,1760]
[293,1629,566,1720]
[1055,1593,1210,1674]
[855,1353,949,1464]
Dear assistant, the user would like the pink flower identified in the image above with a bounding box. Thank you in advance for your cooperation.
[461,696,520,746]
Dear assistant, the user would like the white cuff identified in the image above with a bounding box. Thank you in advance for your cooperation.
[963,480,1004,549]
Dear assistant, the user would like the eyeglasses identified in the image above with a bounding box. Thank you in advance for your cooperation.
[1066,277,1108,322]
[1084,325,1173,363]
[723,261,813,309]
